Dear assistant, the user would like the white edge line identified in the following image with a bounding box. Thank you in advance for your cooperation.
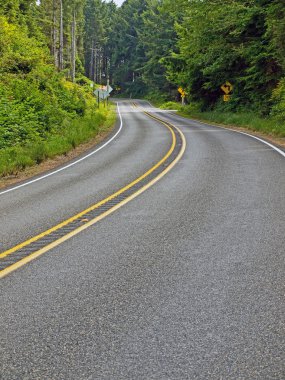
[224,129,285,158]
[0,103,123,196]
[191,119,285,159]
[145,100,285,159]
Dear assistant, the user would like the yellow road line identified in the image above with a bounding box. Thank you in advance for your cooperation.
[0,109,186,279]
[0,125,175,261]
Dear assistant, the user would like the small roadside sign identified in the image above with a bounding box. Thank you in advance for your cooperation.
[97,85,113,95]
[94,89,108,99]
[178,87,186,97]
[221,81,233,95]
[178,87,187,105]
[94,83,114,106]
[223,95,231,102]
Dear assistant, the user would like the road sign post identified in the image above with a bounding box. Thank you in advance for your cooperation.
[178,87,186,105]
[94,84,113,107]
[221,81,233,102]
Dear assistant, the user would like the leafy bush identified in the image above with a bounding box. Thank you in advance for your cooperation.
[0,93,42,148]
[0,15,116,177]
[159,100,285,137]
[0,104,116,176]
[0,16,46,74]
[0,16,93,149]
[271,78,285,121]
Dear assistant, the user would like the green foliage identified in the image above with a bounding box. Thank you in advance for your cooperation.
[108,0,148,95]
[271,78,285,121]
[0,15,46,74]
[0,104,116,176]
[0,67,89,149]
[160,0,284,115]
[83,0,118,87]
[137,0,177,95]
[0,15,92,146]
[159,100,285,137]
[0,12,116,177]
[103,0,285,117]
[1,0,285,181]
[145,91,170,106]
[266,0,285,71]
[38,0,87,77]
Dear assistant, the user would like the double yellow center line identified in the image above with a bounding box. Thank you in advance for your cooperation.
[0,104,186,279]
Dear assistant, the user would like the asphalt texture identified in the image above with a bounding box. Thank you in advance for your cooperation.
[1,100,284,379]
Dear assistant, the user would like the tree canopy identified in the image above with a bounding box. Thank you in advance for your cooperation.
[105,0,285,118]
[1,0,285,135]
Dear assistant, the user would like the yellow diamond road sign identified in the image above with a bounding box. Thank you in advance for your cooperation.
[178,87,186,97]
[221,81,233,95]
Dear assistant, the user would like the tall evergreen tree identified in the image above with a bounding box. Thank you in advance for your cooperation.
[109,0,147,95]
[138,0,177,95]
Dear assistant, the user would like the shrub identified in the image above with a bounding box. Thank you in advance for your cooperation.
[271,78,285,121]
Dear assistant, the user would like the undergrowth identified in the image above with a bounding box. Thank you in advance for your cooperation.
[0,103,116,177]
[159,101,285,138]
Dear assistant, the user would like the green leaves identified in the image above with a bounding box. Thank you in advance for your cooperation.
[0,16,48,74]
[0,15,91,150]
[107,0,148,95]
[163,0,283,113]
[1,0,284,158]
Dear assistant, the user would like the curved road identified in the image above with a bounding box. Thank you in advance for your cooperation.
[1,100,284,379]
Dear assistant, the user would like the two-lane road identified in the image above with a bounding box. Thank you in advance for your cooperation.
[1,100,284,379]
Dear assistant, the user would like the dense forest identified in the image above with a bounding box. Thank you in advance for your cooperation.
[106,0,285,121]
[0,0,284,175]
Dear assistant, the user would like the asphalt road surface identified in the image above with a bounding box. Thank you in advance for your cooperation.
[1,100,284,379]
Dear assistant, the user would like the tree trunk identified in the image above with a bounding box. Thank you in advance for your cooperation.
[59,0,64,71]
[99,47,102,83]
[71,9,76,82]
[89,40,94,80]
[94,46,98,83]
[52,0,59,68]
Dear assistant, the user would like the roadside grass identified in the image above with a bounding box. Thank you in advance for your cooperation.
[159,101,285,138]
[0,104,116,177]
